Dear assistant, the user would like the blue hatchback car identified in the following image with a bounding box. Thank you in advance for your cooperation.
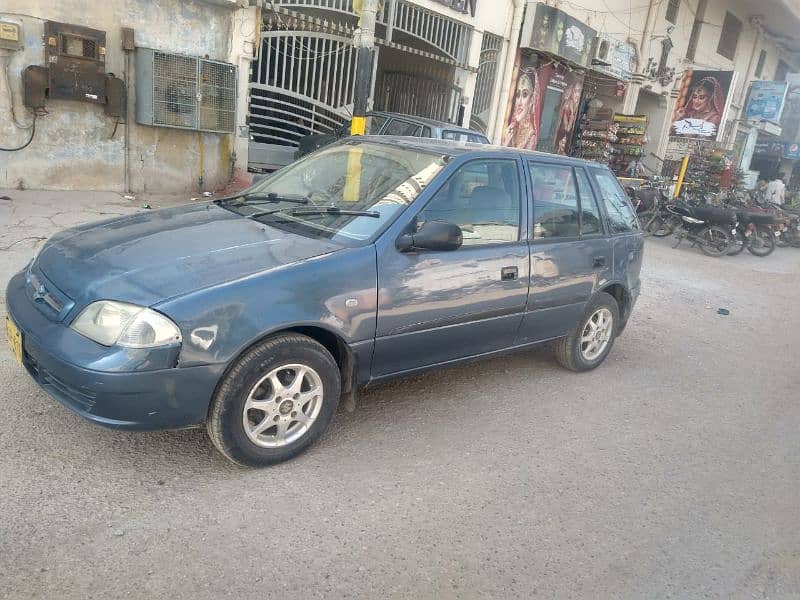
[6,138,643,466]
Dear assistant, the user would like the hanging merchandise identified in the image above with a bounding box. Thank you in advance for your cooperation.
[610,114,647,177]
[576,107,617,164]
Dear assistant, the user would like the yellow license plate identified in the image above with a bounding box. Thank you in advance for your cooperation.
[6,317,22,365]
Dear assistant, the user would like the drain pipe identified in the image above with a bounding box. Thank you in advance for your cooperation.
[491,0,525,143]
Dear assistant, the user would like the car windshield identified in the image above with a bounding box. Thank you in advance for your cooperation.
[235,141,446,245]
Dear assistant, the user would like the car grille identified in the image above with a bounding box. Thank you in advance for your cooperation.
[25,356,97,412]
[25,266,73,322]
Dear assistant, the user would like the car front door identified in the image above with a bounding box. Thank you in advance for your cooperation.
[372,157,530,377]
[516,162,613,344]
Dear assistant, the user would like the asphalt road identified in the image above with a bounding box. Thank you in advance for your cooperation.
[1,195,799,598]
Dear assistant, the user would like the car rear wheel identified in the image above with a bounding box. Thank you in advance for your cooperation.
[207,333,341,467]
[554,292,620,372]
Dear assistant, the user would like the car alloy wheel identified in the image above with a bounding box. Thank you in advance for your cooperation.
[579,308,613,361]
[242,364,324,448]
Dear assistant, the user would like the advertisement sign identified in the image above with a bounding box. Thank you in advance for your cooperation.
[591,35,637,81]
[754,140,800,160]
[745,81,788,124]
[502,51,549,150]
[501,50,583,154]
[671,70,736,140]
[522,3,596,68]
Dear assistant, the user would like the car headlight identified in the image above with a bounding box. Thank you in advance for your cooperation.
[71,301,182,348]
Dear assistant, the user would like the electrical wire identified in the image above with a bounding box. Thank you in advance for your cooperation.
[0,113,36,151]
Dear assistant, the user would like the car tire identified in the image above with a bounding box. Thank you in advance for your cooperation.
[554,292,620,372]
[207,333,341,467]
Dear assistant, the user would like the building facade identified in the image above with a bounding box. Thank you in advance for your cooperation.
[497,0,800,184]
[247,0,522,172]
[0,0,257,193]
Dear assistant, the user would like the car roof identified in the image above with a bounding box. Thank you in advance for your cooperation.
[354,136,607,169]
[368,111,486,135]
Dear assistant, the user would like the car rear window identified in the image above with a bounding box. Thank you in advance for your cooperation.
[592,170,640,233]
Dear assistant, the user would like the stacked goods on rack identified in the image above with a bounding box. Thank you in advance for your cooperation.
[610,114,647,176]
[576,108,617,164]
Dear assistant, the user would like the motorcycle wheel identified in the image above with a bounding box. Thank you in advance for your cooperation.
[698,226,731,257]
[746,226,776,257]
[727,229,746,256]
[653,215,681,238]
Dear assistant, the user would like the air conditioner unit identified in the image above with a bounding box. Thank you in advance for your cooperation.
[591,36,612,67]
[135,47,237,133]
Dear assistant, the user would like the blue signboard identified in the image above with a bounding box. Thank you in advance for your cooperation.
[745,81,788,124]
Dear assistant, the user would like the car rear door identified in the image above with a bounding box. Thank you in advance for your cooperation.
[515,161,613,344]
[371,156,530,377]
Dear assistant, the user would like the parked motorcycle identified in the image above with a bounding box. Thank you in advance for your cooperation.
[668,201,735,257]
[727,210,777,257]
[627,180,680,237]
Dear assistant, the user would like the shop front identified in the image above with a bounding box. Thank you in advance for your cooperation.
[503,2,642,178]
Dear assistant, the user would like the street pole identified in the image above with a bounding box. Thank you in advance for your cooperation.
[351,0,378,135]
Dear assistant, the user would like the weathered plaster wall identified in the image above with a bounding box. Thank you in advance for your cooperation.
[0,0,248,192]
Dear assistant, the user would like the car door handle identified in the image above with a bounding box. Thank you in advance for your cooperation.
[501,266,518,280]
[592,256,606,268]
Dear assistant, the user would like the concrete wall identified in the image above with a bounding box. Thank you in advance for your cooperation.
[0,0,254,192]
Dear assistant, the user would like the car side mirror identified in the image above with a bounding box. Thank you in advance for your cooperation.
[396,221,463,252]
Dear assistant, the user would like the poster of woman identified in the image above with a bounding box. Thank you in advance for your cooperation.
[502,52,550,150]
[671,70,735,139]
[553,75,584,155]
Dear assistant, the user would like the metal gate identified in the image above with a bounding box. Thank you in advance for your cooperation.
[374,71,460,122]
[470,33,503,134]
[248,29,358,171]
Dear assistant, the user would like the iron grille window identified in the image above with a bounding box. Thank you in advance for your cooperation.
[685,0,706,61]
[138,49,237,133]
[717,11,742,61]
[755,50,767,78]
[666,0,679,24]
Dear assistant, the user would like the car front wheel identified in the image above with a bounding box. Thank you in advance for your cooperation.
[554,292,620,372]
[207,333,341,467]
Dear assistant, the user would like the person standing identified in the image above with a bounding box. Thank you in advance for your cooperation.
[767,173,786,206]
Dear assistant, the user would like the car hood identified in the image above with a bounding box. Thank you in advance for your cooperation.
[35,202,343,308]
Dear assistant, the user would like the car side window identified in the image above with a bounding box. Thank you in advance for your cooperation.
[530,163,580,239]
[417,159,521,247]
[593,170,640,233]
[420,126,432,138]
[384,119,421,136]
[575,168,603,235]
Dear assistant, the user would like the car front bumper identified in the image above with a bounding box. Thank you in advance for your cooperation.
[6,271,225,431]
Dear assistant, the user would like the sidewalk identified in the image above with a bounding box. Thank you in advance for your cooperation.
[0,188,206,316]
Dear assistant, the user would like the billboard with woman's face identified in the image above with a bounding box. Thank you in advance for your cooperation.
[502,52,551,150]
[671,70,735,139]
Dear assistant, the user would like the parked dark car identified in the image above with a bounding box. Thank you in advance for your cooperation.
[295,111,490,159]
[5,138,643,467]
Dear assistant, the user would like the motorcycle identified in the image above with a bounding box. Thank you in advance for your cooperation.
[727,210,778,257]
[627,181,680,237]
[668,201,735,257]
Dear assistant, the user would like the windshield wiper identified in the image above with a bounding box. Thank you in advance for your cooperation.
[215,192,309,207]
[287,207,381,218]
